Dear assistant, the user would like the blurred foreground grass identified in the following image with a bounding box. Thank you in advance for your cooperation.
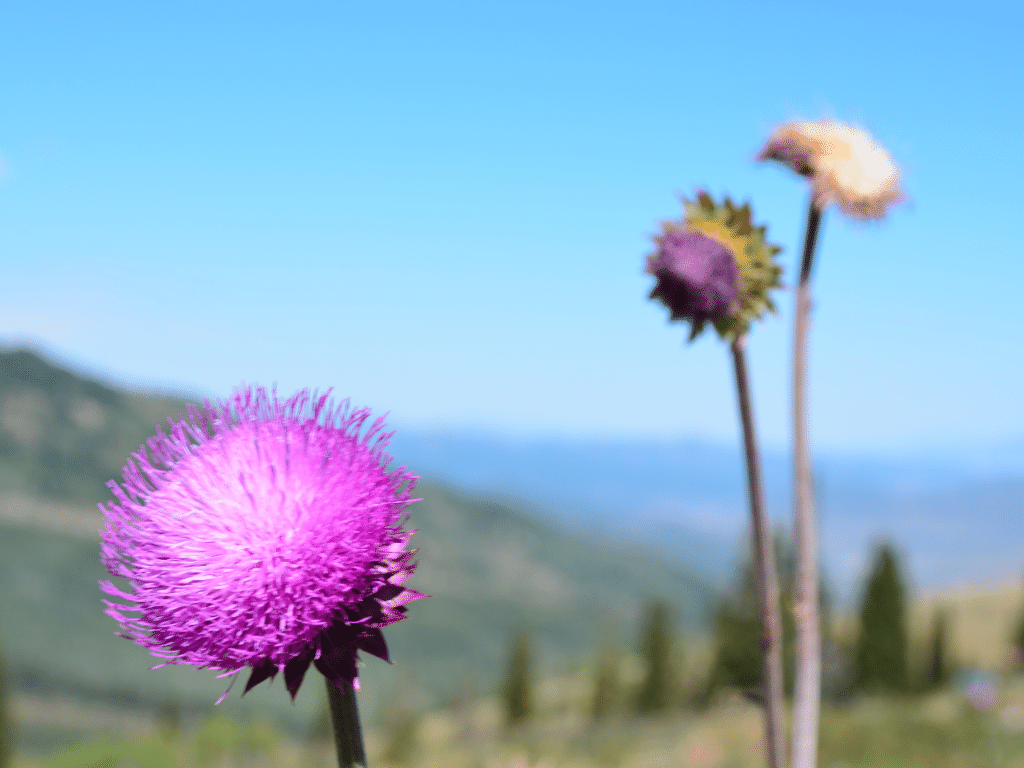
[10,675,1024,768]
[8,580,1021,767]
[373,678,1024,768]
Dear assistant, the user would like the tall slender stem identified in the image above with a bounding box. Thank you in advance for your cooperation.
[326,677,368,768]
[731,334,787,768]
[792,200,823,768]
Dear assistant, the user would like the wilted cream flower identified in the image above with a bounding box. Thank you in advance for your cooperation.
[758,120,904,220]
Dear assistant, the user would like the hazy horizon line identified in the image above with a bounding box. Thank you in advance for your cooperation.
[4,338,1022,468]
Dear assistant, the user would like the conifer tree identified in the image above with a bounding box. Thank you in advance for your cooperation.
[1007,610,1024,671]
[0,643,10,768]
[1012,594,1024,670]
[452,670,479,740]
[591,643,620,722]
[853,543,910,693]
[502,628,533,727]
[156,696,182,740]
[309,694,331,744]
[817,565,847,703]
[924,608,951,690]
[707,572,762,694]
[635,599,674,714]
[707,533,798,697]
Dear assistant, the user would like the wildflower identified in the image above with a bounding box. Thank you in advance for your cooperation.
[758,120,904,219]
[646,228,739,327]
[958,669,1000,711]
[99,387,424,702]
[647,193,783,341]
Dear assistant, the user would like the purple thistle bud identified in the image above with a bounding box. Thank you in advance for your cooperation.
[647,228,739,325]
[99,387,425,703]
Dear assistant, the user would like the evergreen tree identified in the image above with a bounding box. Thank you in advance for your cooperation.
[634,599,674,714]
[156,696,182,740]
[591,643,620,722]
[1012,589,1024,670]
[501,628,533,727]
[853,543,910,693]
[706,532,798,698]
[0,643,10,768]
[924,607,951,690]
[707,575,763,695]
[451,670,479,740]
[309,693,331,744]
[818,565,849,702]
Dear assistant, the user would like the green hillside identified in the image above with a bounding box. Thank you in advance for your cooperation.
[0,348,194,504]
[0,347,717,737]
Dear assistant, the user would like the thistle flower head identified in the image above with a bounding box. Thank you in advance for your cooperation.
[758,119,904,220]
[646,228,739,330]
[99,387,425,703]
[647,193,783,341]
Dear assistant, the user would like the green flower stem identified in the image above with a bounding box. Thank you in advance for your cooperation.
[326,677,368,768]
[792,200,823,768]
[730,334,787,768]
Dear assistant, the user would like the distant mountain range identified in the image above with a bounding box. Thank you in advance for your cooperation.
[387,428,1024,601]
[4,343,1021,599]
[5,343,1020,600]
[0,347,717,734]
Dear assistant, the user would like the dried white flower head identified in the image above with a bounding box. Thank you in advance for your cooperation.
[758,120,904,220]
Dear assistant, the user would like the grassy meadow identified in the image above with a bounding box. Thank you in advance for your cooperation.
[8,580,1023,768]
[2,352,1023,766]
[914,581,1024,671]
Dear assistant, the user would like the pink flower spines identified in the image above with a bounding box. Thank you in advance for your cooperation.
[99,387,422,697]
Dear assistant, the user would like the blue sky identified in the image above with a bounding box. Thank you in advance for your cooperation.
[2,0,1021,455]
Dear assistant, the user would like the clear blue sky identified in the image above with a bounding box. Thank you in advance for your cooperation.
[2,0,1021,455]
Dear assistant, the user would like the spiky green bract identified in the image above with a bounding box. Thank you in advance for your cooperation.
[680,192,784,342]
[853,544,910,693]
[635,598,675,714]
[502,628,533,727]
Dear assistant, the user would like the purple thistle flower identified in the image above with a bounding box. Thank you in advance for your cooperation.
[99,387,425,703]
[647,228,739,325]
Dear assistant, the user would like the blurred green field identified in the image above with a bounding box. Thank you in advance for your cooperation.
[913,581,1024,672]
[8,578,1023,768]
[10,675,1024,768]
[382,682,1024,768]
